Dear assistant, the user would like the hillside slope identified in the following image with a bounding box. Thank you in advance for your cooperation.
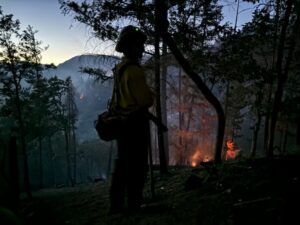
[45,54,120,142]
[18,154,300,225]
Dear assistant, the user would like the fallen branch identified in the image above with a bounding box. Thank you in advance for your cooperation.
[233,196,272,207]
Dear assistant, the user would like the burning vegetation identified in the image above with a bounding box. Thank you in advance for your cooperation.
[79,93,85,100]
[225,139,241,161]
[190,147,211,167]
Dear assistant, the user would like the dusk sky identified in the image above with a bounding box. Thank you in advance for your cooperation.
[0,0,104,65]
[0,0,255,66]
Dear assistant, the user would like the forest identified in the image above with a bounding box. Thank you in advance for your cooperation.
[0,0,299,225]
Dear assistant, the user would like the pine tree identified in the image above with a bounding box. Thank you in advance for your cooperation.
[0,10,37,198]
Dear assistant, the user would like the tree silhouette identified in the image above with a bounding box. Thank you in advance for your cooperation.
[0,10,42,198]
[0,7,78,196]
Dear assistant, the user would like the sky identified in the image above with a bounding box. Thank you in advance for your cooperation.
[0,0,256,66]
[0,0,108,65]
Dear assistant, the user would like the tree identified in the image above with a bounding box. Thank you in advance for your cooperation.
[21,27,53,187]
[267,0,300,156]
[214,23,268,157]
[64,77,78,186]
[217,0,300,157]
[0,7,71,195]
[28,76,51,188]
[0,9,39,198]
[155,0,226,163]
[166,62,216,165]
[45,76,73,186]
[40,76,78,187]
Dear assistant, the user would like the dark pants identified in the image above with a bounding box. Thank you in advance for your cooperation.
[109,112,149,213]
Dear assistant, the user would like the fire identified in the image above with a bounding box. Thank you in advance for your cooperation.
[225,139,240,160]
[80,93,85,100]
[189,140,240,166]
[191,150,201,167]
[190,147,212,167]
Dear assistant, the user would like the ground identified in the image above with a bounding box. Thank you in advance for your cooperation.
[16,154,300,225]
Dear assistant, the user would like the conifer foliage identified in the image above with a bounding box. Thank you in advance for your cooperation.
[0,8,78,198]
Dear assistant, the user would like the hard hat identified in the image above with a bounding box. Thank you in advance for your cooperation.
[115,25,147,53]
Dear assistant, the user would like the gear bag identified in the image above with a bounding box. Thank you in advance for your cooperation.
[94,111,122,141]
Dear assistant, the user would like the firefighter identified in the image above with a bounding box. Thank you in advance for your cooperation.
[108,25,154,214]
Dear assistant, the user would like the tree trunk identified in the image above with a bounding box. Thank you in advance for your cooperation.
[9,135,19,202]
[64,129,72,186]
[39,136,43,189]
[282,123,289,154]
[184,94,196,165]
[233,0,240,32]
[268,0,299,156]
[224,80,230,133]
[72,126,77,185]
[161,43,169,165]
[251,91,263,157]
[156,0,225,163]
[48,136,56,187]
[250,113,262,157]
[155,7,168,174]
[178,68,184,165]
[264,84,273,155]
[266,0,280,156]
[297,119,300,145]
[13,75,31,198]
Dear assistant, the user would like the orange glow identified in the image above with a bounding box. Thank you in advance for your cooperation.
[177,129,193,139]
[190,147,212,167]
[191,150,201,167]
[225,140,240,160]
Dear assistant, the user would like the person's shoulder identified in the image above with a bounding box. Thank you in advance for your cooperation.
[115,60,128,71]
[125,64,144,78]
[117,58,139,70]
[126,63,142,71]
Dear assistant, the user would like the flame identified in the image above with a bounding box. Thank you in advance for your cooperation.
[225,139,240,160]
[191,150,201,167]
[80,93,85,100]
[190,147,212,167]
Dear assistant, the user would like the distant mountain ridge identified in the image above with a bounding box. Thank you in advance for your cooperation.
[57,54,120,71]
[47,54,120,90]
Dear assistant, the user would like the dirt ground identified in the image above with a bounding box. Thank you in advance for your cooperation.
[18,154,300,225]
